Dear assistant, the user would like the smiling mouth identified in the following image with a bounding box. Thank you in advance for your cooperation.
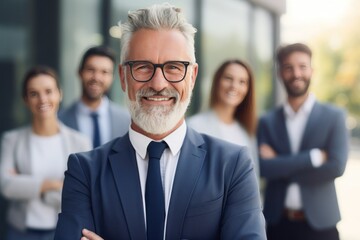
[142,96,176,106]
[144,96,173,101]
[226,91,238,97]
[88,84,101,90]
[225,89,241,98]
[137,88,178,104]
[38,104,52,111]
[292,79,305,86]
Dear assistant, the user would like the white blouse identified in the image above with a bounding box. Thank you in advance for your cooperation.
[27,133,66,229]
[187,110,259,178]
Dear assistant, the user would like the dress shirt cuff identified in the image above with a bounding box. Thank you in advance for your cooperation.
[310,148,323,167]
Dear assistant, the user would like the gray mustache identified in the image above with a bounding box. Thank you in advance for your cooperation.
[137,88,179,99]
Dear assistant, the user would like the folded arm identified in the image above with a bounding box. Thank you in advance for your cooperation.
[221,148,266,240]
[54,153,95,240]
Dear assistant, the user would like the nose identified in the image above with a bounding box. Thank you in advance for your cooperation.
[95,71,103,81]
[228,79,241,90]
[91,69,103,82]
[148,67,169,91]
[230,79,238,88]
[38,93,47,103]
[293,67,302,78]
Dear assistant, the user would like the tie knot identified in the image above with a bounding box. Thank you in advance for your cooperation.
[147,141,168,160]
[90,112,99,119]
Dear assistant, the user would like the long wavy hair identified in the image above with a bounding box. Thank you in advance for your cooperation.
[209,59,257,136]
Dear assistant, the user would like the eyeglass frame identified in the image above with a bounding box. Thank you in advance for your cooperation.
[123,60,191,83]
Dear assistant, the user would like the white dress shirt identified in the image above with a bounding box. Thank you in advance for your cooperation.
[284,93,322,210]
[77,97,111,145]
[129,121,186,237]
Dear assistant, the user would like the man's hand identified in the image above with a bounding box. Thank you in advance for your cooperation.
[259,144,277,160]
[321,150,328,164]
[81,229,104,240]
[40,179,63,193]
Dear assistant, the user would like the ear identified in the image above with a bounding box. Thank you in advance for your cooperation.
[78,68,82,80]
[190,63,198,90]
[119,64,126,92]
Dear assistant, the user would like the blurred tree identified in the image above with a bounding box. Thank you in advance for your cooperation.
[310,0,360,134]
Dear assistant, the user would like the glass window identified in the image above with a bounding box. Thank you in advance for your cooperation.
[0,0,33,130]
[200,0,251,110]
[60,0,101,106]
[253,7,275,112]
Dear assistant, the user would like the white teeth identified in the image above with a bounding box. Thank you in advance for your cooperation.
[147,97,170,101]
[39,105,51,111]
[226,91,238,96]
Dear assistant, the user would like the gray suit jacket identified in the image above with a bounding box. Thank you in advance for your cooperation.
[0,123,91,230]
[59,100,130,143]
[257,101,349,230]
[55,128,266,240]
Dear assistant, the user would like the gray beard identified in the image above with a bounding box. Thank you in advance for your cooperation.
[126,88,191,135]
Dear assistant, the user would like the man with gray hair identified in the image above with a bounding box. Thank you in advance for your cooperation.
[55,3,266,240]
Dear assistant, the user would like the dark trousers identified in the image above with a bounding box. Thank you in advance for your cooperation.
[267,216,339,240]
[6,225,55,240]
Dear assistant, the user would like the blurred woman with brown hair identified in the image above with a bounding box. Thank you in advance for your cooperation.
[0,65,91,240]
[187,59,259,176]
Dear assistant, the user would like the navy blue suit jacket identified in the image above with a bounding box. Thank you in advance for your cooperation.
[258,102,348,230]
[55,127,266,239]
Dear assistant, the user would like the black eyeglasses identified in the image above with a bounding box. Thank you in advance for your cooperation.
[124,60,191,83]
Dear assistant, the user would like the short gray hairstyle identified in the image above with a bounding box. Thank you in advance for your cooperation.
[119,3,197,64]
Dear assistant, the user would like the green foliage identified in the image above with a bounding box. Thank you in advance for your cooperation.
[310,0,360,133]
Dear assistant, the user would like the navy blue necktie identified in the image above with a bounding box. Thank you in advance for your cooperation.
[146,141,168,240]
[90,112,101,148]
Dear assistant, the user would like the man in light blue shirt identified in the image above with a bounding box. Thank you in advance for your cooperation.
[59,46,130,147]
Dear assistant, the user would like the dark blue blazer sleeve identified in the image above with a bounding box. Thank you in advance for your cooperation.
[54,153,95,240]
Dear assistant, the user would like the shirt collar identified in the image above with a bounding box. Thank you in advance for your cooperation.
[284,93,316,118]
[77,96,109,115]
[129,121,187,159]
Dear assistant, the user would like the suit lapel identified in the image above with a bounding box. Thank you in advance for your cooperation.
[165,128,206,239]
[276,107,292,154]
[108,136,146,239]
[67,104,79,130]
[16,127,32,174]
[108,103,117,139]
[300,102,321,149]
